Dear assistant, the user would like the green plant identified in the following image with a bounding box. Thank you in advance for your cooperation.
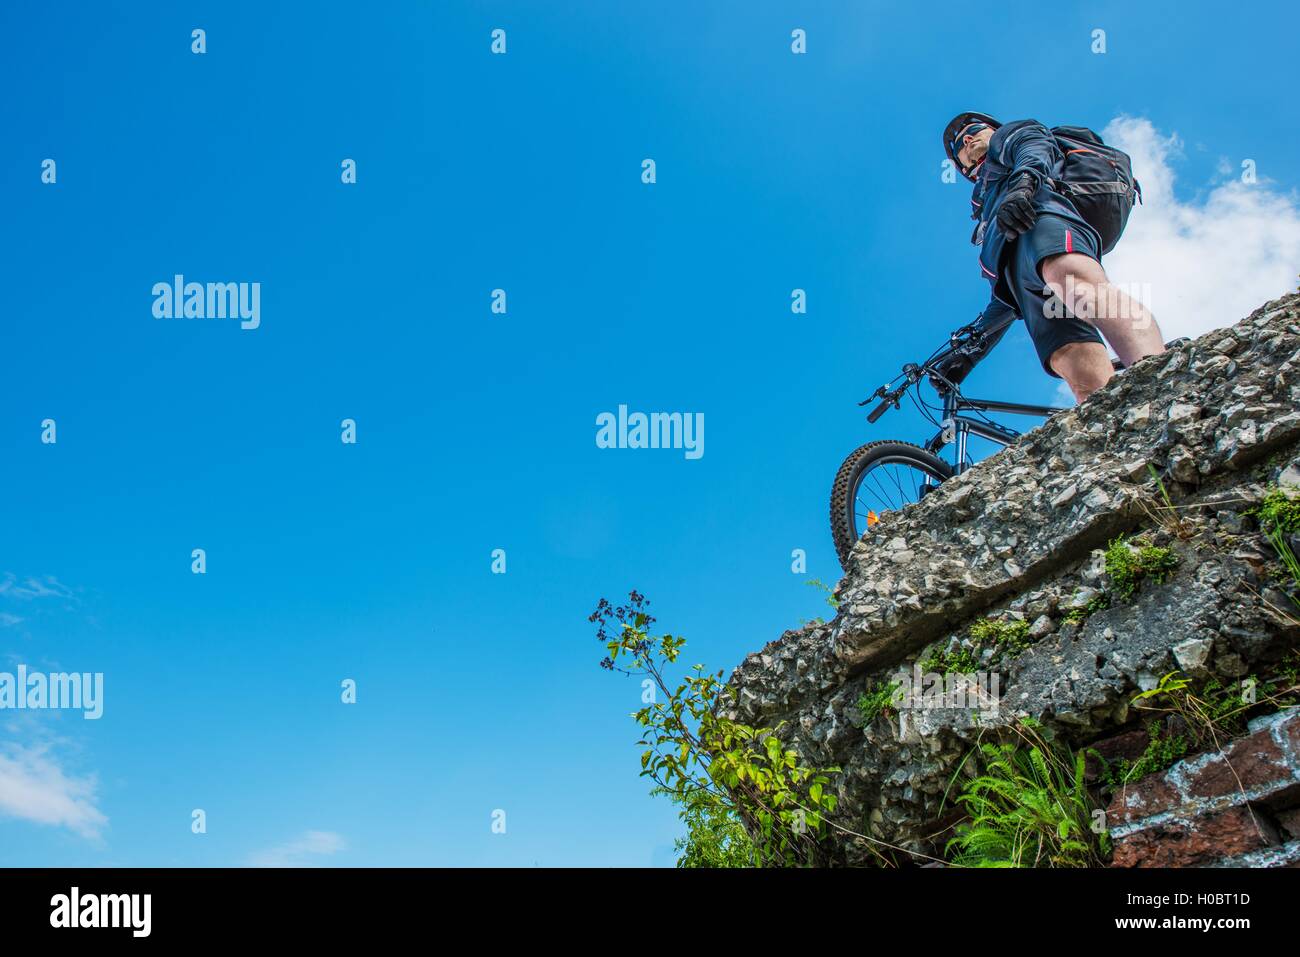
[1104,535,1179,600]
[857,679,901,725]
[969,616,1033,656]
[1259,652,1300,712]
[1198,676,1258,736]
[653,786,756,868]
[920,615,1039,676]
[1104,719,1190,787]
[1103,666,1300,817]
[806,578,840,609]
[919,643,980,677]
[1063,592,1111,625]
[1128,669,1291,758]
[945,718,1111,868]
[1253,488,1300,604]
[1142,464,1197,539]
[799,579,842,627]
[1273,649,1300,692]
[1256,487,1300,533]
[594,591,842,867]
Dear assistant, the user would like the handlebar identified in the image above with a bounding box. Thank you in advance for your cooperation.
[859,315,997,425]
[866,397,893,424]
[864,362,920,422]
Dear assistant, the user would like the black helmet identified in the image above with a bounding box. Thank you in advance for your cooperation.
[943,111,1001,174]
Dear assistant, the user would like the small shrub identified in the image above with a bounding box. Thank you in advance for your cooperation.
[1255,487,1300,534]
[593,591,842,867]
[655,786,756,868]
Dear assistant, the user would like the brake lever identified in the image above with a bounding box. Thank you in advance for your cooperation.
[858,382,892,407]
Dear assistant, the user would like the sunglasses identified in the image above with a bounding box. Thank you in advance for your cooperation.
[950,123,990,177]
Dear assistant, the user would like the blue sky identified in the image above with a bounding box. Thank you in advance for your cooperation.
[2,1,1298,866]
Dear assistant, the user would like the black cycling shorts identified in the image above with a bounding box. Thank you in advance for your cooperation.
[1003,214,1104,377]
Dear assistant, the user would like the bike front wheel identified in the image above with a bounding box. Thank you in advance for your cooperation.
[829,440,954,569]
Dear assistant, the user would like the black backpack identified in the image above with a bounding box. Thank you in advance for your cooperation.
[1050,126,1141,255]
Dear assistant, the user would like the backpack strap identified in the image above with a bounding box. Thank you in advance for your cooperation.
[1059,180,1134,196]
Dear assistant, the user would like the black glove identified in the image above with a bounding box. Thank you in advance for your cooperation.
[996,173,1038,239]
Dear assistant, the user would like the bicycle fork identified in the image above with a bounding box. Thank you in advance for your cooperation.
[929,391,968,479]
[927,392,1026,476]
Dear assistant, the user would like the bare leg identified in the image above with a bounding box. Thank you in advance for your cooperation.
[1050,341,1115,402]
[1040,253,1166,367]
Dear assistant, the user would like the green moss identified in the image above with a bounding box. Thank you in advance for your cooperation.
[1255,488,1300,534]
[1104,536,1179,600]
[970,616,1033,656]
[920,615,1040,676]
[919,644,980,677]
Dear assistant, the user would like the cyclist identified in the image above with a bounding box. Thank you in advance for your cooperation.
[944,113,1166,402]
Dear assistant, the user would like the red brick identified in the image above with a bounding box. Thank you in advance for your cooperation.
[1183,732,1290,801]
[1085,728,1151,784]
[1111,805,1276,868]
[1284,712,1300,753]
[1106,773,1183,827]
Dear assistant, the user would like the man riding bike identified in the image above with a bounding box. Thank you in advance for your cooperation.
[944,112,1166,401]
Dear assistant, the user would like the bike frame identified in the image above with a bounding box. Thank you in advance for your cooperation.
[923,389,1064,475]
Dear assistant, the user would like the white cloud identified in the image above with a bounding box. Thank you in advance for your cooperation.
[1102,116,1300,340]
[0,743,107,839]
[0,613,22,627]
[248,830,347,867]
[0,574,74,602]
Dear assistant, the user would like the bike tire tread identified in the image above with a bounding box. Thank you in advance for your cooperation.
[829,440,954,570]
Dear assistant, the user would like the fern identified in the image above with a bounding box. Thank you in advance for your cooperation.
[946,721,1110,868]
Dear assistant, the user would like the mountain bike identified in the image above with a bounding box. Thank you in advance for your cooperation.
[829,312,1065,569]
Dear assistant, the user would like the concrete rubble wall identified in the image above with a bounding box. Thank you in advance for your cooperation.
[727,292,1300,866]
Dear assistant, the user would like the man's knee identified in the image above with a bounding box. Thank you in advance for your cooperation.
[1050,341,1113,400]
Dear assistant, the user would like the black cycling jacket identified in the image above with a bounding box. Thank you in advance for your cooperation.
[969,119,1100,294]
